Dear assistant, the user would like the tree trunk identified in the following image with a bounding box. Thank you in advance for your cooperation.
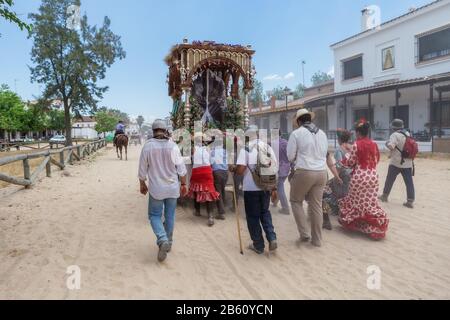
[64,99,73,146]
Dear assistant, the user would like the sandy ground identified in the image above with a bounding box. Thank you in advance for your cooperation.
[0,145,449,300]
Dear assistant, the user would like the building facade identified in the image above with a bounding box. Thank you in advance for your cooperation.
[305,0,450,142]
[72,116,98,140]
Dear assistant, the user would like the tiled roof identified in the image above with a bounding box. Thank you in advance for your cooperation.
[304,72,450,105]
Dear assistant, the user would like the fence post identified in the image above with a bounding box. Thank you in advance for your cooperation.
[46,156,51,177]
[77,146,81,160]
[60,150,65,167]
[23,159,31,188]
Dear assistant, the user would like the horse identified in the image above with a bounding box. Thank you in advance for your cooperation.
[115,134,128,161]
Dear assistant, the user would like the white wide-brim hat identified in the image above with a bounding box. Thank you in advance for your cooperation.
[293,108,315,129]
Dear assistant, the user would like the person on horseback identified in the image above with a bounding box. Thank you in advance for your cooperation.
[114,120,126,146]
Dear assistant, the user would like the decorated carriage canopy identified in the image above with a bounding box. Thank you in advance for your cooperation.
[166,40,256,131]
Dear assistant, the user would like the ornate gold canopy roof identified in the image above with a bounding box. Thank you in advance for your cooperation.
[166,40,256,100]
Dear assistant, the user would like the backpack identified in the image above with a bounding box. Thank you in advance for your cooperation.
[247,142,278,192]
[396,131,418,164]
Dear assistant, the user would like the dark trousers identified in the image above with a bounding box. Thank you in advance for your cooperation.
[194,198,213,216]
[234,173,244,201]
[383,165,415,201]
[213,170,228,215]
[244,191,277,251]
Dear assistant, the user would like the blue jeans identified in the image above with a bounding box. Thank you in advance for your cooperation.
[277,176,289,210]
[148,195,177,246]
[244,191,277,251]
[383,165,415,202]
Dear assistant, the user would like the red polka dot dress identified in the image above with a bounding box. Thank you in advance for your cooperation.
[338,138,389,239]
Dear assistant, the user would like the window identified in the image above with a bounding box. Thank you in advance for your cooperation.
[382,46,395,70]
[417,26,450,63]
[342,55,363,80]
[431,101,450,127]
[390,105,410,129]
[353,108,374,125]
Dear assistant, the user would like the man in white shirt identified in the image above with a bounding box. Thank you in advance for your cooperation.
[138,119,187,262]
[380,119,415,208]
[287,109,329,247]
[235,125,278,255]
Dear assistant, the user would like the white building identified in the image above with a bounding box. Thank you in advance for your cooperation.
[72,116,98,140]
[305,0,450,143]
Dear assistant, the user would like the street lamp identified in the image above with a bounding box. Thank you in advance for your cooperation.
[284,86,292,110]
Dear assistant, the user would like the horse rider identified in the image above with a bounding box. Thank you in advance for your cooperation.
[114,120,126,146]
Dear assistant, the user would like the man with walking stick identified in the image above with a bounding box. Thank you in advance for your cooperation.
[235,125,279,255]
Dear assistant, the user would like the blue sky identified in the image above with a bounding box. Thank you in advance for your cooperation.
[0,0,430,122]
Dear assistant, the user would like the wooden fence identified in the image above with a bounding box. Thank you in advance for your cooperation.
[0,139,107,188]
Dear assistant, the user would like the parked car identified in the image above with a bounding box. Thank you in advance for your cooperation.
[49,135,66,148]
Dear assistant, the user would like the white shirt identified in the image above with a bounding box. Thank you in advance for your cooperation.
[138,138,187,200]
[287,126,328,171]
[236,140,278,192]
[387,131,413,169]
[192,146,211,169]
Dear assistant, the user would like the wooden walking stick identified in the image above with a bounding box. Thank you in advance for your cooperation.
[233,176,244,255]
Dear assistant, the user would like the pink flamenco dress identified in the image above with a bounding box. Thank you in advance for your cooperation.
[338,137,389,240]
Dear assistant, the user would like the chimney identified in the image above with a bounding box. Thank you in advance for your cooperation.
[361,5,381,32]
[271,96,276,109]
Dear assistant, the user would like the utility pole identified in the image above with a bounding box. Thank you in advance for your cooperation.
[301,61,306,87]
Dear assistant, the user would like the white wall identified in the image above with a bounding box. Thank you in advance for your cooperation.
[333,0,450,93]
[72,127,98,140]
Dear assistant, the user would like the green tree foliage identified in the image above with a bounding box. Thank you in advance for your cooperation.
[311,71,333,86]
[266,86,290,100]
[28,0,126,145]
[100,107,130,124]
[0,84,27,133]
[222,98,243,131]
[293,83,306,100]
[0,0,32,35]
[47,109,65,131]
[95,110,118,134]
[249,79,264,108]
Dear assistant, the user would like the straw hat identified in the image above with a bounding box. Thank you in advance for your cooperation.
[292,108,315,129]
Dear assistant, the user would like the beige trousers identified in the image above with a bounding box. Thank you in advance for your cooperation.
[290,169,328,246]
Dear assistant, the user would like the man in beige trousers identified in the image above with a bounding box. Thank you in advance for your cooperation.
[287,109,329,247]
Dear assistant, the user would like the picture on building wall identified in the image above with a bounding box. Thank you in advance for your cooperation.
[382,46,395,70]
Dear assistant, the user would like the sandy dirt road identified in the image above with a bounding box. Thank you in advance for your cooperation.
[1,146,449,299]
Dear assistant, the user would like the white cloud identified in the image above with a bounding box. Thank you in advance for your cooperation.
[327,66,335,78]
[263,74,282,81]
[284,72,295,80]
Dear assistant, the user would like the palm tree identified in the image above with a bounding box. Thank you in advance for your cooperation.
[136,115,145,134]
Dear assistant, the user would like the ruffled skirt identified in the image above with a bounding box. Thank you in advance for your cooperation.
[187,166,220,203]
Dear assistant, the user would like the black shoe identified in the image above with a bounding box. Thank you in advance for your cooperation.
[403,201,414,209]
[323,213,332,230]
[216,214,226,220]
[269,240,278,252]
[193,210,201,217]
[379,194,389,203]
[158,242,170,262]
[248,244,264,255]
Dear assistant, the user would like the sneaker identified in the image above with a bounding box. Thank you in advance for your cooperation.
[278,208,290,215]
[403,201,414,209]
[379,194,389,203]
[208,217,215,227]
[269,240,278,251]
[216,214,226,220]
[248,244,264,255]
[157,242,171,262]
